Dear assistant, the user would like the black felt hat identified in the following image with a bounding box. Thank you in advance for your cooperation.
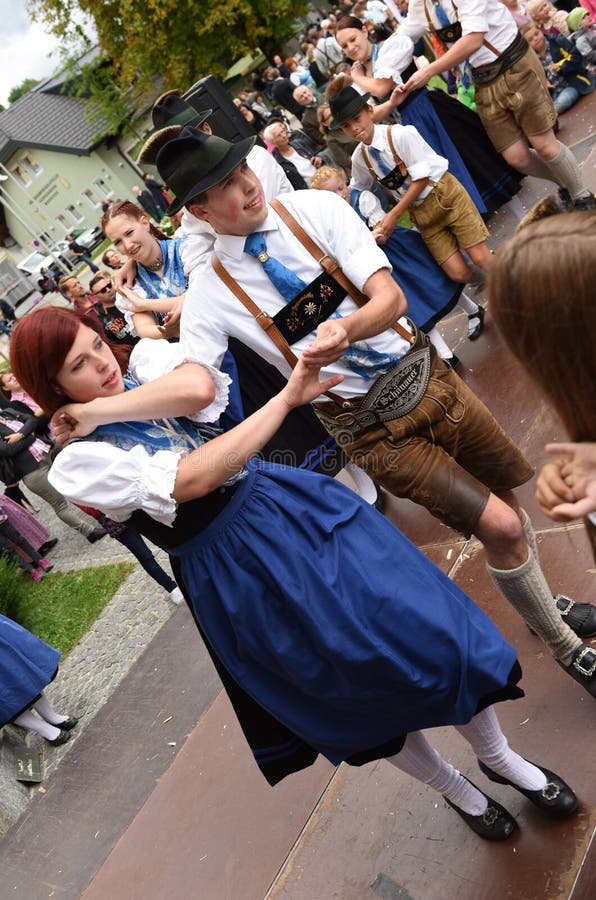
[328,86,371,130]
[152,90,213,129]
[156,126,256,215]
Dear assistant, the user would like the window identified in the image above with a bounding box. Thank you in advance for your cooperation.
[66,203,84,224]
[93,176,113,198]
[20,152,42,176]
[11,164,31,187]
[83,187,101,209]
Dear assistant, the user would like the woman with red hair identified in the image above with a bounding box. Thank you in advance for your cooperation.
[8,305,578,841]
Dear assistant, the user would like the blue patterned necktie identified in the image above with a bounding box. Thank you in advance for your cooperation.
[432,0,452,28]
[244,232,307,302]
[369,146,392,177]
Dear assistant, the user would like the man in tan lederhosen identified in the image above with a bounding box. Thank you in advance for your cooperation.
[155,126,596,698]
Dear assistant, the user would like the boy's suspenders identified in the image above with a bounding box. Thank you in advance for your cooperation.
[360,127,409,183]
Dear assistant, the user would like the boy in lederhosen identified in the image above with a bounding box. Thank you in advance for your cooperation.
[327,82,492,284]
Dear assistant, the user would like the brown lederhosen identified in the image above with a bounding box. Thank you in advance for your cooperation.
[213,200,533,536]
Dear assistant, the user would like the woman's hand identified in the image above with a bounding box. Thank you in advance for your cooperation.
[350,61,368,85]
[372,225,388,245]
[157,295,185,339]
[113,258,138,292]
[280,357,343,410]
[311,156,324,168]
[539,442,596,520]
[52,403,102,444]
[5,432,24,444]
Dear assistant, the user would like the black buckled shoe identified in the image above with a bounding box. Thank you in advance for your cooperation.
[573,192,596,211]
[59,716,78,732]
[467,306,485,341]
[560,643,596,697]
[478,760,578,818]
[45,729,71,747]
[443,778,517,841]
[555,594,596,638]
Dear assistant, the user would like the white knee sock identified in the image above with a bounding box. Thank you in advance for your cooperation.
[343,462,378,505]
[33,692,69,726]
[543,143,588,199]
[486,549,581,664]
[519,148,561,183]
[386,731,488,815]
[427,326,453,359]
[13,709,61,741]
[456,292,479,315]
[456,707,546,790]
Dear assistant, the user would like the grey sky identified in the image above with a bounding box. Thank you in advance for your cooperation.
[0,3,90,106]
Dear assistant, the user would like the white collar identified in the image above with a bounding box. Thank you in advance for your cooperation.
[213,208,281,260]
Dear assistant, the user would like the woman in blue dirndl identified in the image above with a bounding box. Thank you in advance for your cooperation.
[10,306,578,841]
[0,616,78,745]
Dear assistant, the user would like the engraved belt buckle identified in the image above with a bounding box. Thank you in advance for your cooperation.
[257,250,269,264]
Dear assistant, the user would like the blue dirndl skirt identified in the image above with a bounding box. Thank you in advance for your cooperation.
[0,615,60,726]
[169,461,518,768]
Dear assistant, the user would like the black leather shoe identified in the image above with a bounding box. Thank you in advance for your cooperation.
[45,729,71,747]
[573,193,596,211]
[445,354,460,370]
[87,527,108,543]
[467,306,485,341]
[555,594,596,638]
[478,760,578,818]
[559,643,596,698]
[58,716,78,732]
[39,538,58,556]
[443,778,517,841]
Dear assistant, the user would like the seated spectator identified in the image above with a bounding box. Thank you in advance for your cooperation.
[299,40,330,88]
[263,120,324,188]
[59,274,99,317]
[292,85,328,148]
[523,21,596,113]
[526,0,570,35]
[567,7,596,65]
[88,271,139,349]
[102,248,124,269]
[285,56,318,90]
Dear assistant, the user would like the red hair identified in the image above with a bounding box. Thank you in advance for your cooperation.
[100,200,169,242]
[10,307,129,415]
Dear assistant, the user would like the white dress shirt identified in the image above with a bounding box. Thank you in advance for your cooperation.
[399,0,519,67]
[350,124,448,203]
[180,189,412,399]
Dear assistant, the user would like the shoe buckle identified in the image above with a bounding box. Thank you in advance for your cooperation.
[555,594,574,616]
[573,647,596,677]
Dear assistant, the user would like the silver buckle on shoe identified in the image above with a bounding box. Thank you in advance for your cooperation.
[555,594,575,616]
[573,647,596,677]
